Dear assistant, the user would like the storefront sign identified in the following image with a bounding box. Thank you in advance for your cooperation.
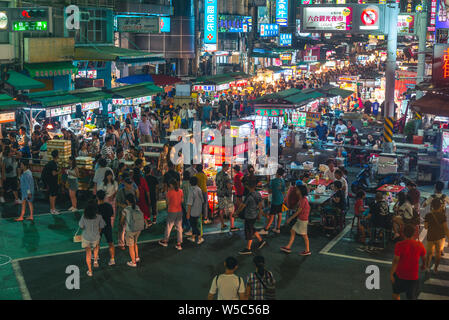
[0,11,8,30]
[218,15,251,33]
[259,23,279,37]
[433,44,449,87]
[302,6,353,31]
[292,111,307,127]
[0,112,15,123]
[280,53,292,60]
[232,79,248,87]
[117,16,159,33]
[255,108,285,117]
[306,111,321,127]
[112,96,151,105]
[279,33,292,46]
[204,0,218,52]
[193,85,216,92]
[304,55,317,62]
[159,16,170,32]
[13,21,47,31]
[397,14,414,34]
[429,0,437,31]
[233,141,249,155]
[216,83,230,91]
[81,101,100,112]
[46,105,75,118]
[276,0,289,27]
[338,75,358,82]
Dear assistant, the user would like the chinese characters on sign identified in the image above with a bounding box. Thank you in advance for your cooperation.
[432,44,449,86]
[443,48,449,79]
[292,111,307,127]
[276,0,288,26]
[279,33,292,46]
[302,7,353,31]
[218,15,251,33]
[397,14,414,34]
[117,16,159,33]
[429,0,437,31]
[204,0,218,52]
[259,23,279,37]
[193,85,216,92]
[305,112,321,128]
[255,108,285,117]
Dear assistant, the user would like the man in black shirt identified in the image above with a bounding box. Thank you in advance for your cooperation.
[331,180,345,212]
[97,190,115,266]
[45,150,60,215]
[144,165,159,225]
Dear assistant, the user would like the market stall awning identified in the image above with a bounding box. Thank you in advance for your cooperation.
[318,86,354,99]
[108,83,163,99]
[74,46,163,63]
[286,91,324,105]
[6,71,45,90]
[254,88,303,104]
[411,94,449,117]
[70,87,112,103]
[24,62,78,78]
[194,72,247,84]
[249,52,279,58]
[25,90,81,107]
[116,74,182,86]
[0,94,26,109]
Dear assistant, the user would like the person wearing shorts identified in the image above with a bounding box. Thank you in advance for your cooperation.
[235,180,266,255]
[215,164,235,230]
[390,224,426,300]
[45,150,60,215]
[79,201,106,277]
[2,146,20,204]
[260,168,286,235]
[281,185,311,256]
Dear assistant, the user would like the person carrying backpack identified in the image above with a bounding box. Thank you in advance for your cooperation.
[245,256,276,300]
[120,193,144,267]
[208,257,246,300]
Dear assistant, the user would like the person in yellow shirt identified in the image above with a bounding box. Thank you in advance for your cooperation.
[195,164,211,224]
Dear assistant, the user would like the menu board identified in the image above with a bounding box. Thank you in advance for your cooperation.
[292,111,307,127]
[306,112,321,128]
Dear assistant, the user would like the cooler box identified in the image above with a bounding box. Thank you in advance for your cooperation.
[413,135,423,144]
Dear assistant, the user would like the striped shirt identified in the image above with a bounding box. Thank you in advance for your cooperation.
[246,271,275,300]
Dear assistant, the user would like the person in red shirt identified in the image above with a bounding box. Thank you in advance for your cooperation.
[280,185,311,256]
[390,224,426,300]
[233,165,244,204]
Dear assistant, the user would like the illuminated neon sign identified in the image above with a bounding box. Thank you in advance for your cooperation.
[276,0,288,26]
[204,0,217,52]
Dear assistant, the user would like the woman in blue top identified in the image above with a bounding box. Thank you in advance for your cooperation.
[15,160,34,222]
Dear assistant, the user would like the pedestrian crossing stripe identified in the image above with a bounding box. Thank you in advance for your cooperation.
[418,293,449,300]
[424,278,449,287]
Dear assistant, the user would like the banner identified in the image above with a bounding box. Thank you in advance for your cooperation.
[204,0,218,52]
[276,0,288,26]
[302,6,353,31]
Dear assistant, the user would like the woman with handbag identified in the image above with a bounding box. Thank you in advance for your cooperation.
[245,256,276,300]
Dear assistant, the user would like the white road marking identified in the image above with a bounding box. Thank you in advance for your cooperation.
[319,224,352,254]
[436,264,449,273]
[321,252,392,265]
[11,260,31,300]
[424,278,449,287]
[418,292,449,300]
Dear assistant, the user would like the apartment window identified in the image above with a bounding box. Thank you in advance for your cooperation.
[67,8,112,44]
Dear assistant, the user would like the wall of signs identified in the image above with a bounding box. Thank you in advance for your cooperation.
[292,111,307,127]
[305,112,321,127]
[259,23,279,37]
[81,101,101,112]
[276,0,289,26]
[193,85,216,92]
[204,0,218,52]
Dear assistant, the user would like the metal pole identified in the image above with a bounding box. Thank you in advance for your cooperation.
[383,1,399,153]
[384,1,399,119]
[416,8,428,99]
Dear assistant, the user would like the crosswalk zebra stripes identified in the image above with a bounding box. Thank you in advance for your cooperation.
[418,244,449,300]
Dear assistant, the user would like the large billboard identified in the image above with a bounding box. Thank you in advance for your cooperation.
[300,4,385,33]
[218,15,251,33]
[117,16,159,33]
[204,0,218,52]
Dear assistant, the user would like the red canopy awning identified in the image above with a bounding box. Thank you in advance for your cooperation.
[150,74,181,86]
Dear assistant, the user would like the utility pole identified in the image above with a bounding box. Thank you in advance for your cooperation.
[193,0,200,76]
[416,6,428,99]
[247,1,258,75]
[382,1,399,153]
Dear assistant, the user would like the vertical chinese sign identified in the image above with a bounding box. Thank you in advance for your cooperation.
[204,0,218,52]
[276,0,288,26]
[432,44,449,87]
